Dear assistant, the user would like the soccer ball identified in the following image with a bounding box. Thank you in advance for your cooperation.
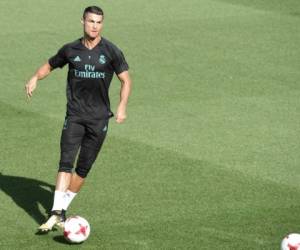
[63,216,90,243]
[281,233,300,250]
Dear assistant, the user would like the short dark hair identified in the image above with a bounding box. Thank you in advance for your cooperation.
[83,6,104,19]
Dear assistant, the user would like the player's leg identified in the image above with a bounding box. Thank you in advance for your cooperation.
[60,172,84,212]
[75,119,108,179]
[55,171,72,191]
[38,117,84,232]
[68,172,85,193]
[47,172,72,229]
[51,172,71,212]
[62,119,109,210]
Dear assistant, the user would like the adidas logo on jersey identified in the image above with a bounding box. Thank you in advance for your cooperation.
[74,56,81,62]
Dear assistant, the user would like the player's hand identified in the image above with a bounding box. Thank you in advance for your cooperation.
[115,106,127,124]
[25,77,38,99]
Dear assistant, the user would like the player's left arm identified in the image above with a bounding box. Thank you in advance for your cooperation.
[116,70,132,124]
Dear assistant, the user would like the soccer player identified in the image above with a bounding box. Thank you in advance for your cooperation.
[25,6,131,232]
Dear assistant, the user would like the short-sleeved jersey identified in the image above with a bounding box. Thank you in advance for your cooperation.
[48,37,129,120]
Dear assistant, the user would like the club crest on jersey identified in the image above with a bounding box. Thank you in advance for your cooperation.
[99,55,106,64]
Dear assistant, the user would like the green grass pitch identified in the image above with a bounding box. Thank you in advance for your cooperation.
[0,0,300,249]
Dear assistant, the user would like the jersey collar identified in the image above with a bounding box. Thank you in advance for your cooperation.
[70,37,103,50]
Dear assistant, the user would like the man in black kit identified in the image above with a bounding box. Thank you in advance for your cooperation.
[25,6,131,232]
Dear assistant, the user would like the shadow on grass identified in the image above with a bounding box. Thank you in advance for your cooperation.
[53,235,84,245]
[0,172,54,224]
[53,235,71,245]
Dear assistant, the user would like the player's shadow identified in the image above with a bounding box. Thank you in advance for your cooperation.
[53,236,81,245]
[0,172,54,224]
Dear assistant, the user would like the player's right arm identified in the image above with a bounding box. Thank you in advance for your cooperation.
[25,62,53,98]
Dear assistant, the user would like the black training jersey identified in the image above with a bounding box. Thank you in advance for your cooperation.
[48,37,129,120]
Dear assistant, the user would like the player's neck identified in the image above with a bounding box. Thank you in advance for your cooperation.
[82,36,101,50]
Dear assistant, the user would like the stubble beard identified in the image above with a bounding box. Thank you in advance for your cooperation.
[84,29,101,41]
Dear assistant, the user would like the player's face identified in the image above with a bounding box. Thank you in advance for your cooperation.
[82,13,103,39]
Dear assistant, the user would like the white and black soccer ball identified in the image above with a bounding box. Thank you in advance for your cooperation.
[63,216,90,243]
[281,233,300,250]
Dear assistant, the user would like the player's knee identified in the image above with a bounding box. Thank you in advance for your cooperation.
[75,146,99,178]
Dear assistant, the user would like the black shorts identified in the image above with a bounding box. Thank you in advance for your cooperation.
[58,116,108,178]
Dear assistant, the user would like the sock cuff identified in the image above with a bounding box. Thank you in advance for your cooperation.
[66,190,77,198]
[54,190,66,196]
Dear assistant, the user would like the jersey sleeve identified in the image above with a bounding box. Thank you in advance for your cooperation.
[48,45,68,69]
[111,48,129,75]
